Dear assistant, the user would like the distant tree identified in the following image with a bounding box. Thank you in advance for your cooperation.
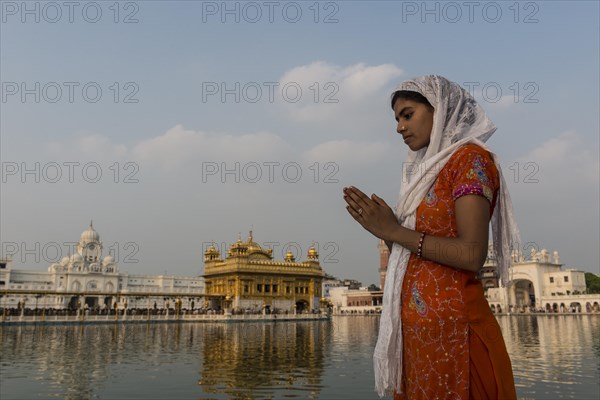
[368,284,381,291]
[584,272,600,294]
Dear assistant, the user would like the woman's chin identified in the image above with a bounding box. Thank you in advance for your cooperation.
[407,143,424,152]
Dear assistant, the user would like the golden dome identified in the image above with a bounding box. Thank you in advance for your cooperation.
[204,243,221,261]
[284,251,295,262]
[308,245,318,259]
[204,244,219,255]
[247,241,262,252]
[246,230,263,252]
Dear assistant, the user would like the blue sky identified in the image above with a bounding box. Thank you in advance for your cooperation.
[1,0,599,285]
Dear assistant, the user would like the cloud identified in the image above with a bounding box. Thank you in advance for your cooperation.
[43,125,294,174]
[517,130,599,185]
[277,61,403,125]
[130,125,292,172]
[41,121,400,177]
[40,61,406,172]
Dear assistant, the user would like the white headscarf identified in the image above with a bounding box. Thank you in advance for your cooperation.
[373,75,520,397]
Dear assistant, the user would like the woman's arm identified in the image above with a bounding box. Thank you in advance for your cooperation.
[343,187,490,273]
[387,195,489,272]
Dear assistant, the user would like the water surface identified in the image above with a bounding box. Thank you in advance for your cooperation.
[1,316,598,399]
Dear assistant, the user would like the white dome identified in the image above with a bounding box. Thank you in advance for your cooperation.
[102,255,114,265]
[60,256,70,266]
[71,253,83,262]
[80,221,100,243]
[49,263,60,272]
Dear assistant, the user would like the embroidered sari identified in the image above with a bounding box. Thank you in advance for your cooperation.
[393,144,516,400]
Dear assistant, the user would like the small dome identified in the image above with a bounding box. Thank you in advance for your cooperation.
[229,233,249,255]
[71,253,83,262]
[308,245,319,259]
[102,255,114,265]
[204,245,219,255]
[60,256,70,266]
[246,230,261,251]
[284,251,295,262]
[80,221,100,244]
[231,239,246,249]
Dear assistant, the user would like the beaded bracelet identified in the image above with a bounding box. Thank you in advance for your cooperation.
[416,231,426,258]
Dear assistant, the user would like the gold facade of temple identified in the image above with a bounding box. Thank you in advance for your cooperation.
[203,231,324,313]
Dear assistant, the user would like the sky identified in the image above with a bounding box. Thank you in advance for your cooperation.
[1,0,599,286]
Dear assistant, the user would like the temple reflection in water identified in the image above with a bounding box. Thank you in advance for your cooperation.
[198,321,329,399]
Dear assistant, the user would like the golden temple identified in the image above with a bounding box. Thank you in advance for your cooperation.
[203,231,325,313]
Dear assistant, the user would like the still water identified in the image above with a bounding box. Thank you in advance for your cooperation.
[1,316,599,400]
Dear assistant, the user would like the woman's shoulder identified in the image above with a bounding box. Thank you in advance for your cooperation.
[441,143,500,204]
[450,143,493,162]
[444,143,496,174]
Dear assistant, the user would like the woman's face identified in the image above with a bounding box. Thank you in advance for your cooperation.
[393,98,434,151]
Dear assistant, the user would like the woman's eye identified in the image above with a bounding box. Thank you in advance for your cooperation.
[404,113,412,120]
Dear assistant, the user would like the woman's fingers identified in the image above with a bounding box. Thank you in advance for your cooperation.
[345,197,365,220]
[347,186,369,201]
[343,186,371,214]
[346,204,361,221]
[343,186,371,227]
[345,187,399,241]
[371,193,390,209]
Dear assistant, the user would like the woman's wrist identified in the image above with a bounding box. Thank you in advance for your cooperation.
[388,224,422,254]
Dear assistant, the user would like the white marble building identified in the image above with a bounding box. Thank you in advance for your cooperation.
[326,286,383,314]
[486,247,600,313]
[0,223,204,311]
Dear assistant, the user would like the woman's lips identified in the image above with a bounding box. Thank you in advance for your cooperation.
[403,135,413,143]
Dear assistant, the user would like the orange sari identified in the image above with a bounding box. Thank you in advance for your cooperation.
[394,144,516,400]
